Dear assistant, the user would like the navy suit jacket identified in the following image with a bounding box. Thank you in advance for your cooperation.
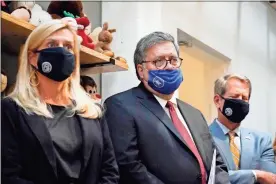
[104,84,230,184]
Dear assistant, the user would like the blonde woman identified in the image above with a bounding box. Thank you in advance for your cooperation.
[1,20,119,184]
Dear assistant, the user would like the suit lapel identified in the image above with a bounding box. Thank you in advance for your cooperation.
[24,113,57,177]
[240,128,254,169]
[177,99,212,170]
[135,84,188,148]
[209,121,236,170]
[77,116,94,173]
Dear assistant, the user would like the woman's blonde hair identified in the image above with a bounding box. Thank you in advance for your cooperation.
[8,19,101,119]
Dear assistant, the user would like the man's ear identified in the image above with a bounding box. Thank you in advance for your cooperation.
[137,64,144,80]
[214,94,222,109]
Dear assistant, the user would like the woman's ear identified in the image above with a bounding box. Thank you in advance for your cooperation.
[28,51,38,67]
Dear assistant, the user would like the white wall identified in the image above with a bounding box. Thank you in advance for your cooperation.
[102,2,276,135]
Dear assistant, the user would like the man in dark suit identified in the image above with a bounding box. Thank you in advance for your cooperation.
[104,31,230,184]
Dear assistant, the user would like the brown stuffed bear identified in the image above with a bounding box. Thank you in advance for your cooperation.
[47,0,84,19]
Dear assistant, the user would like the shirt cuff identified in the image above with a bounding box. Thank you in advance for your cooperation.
[252,170,257,181]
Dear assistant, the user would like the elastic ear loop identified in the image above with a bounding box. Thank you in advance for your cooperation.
[29,50,40,87]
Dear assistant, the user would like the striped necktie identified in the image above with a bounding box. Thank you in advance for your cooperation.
[228,131,240,169]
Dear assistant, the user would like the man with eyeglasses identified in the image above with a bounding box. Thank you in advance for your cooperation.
[104,32,230,184]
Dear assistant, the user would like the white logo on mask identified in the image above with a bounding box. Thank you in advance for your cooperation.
[42,62,52,73]
[153,76,164,88]
[225,107,233,116]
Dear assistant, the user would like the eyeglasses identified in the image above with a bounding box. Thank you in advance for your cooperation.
[142,57,183,69]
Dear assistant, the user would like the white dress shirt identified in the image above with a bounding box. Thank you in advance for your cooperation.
[153,95,194,142]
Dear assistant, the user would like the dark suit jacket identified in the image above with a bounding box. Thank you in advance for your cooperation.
[104,84,230,184]
[1,98,119,184]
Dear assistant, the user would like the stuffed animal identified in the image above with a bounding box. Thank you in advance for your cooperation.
[8,1,36,22]
[60,13,83,44]
[98,23,116,51]
[62,11,84,31]
[90,22,116,57]
[1,69,8,93]
[80,75,101,104]
[10,7,31,22]
[29,4,52,26]
[47,1,84,19]
[76,16,95,50]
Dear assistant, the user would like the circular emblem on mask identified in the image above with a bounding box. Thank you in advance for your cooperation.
[41,62,52,73]
[153,76,164,88]
[225,107,233,116]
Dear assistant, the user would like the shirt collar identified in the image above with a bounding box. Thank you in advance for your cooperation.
[154,94,177,108]
[216,119,240,137]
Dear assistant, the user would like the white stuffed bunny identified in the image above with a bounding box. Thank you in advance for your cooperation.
[29,4,52,26]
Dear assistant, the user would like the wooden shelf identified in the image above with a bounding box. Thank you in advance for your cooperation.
[1,11,128,74]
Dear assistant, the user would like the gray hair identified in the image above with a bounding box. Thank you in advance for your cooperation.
[214,73,252,99]
[134,31,179,79]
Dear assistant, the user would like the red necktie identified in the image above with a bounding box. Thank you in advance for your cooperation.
[166,101,206,184]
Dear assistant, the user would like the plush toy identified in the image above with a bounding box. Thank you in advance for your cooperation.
[60,12,83,44]
[89,23,127,63]
[115,56,127,63]
[76,16,95,50]
[80,75,102,104]
[10,7,31,22]
[47,1,84,19]
[1,69,8,93]
[62,11,84,31]
[98,23,116,51]
[29,4,52,26]
[8,1,36,22]
[89,22,116,57]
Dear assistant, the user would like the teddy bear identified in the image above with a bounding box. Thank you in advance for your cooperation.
[47,1,84,19]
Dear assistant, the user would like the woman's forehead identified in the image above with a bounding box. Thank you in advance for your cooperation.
[46,29,74,42]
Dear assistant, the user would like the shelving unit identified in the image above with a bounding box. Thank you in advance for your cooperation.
[1,11,128,74]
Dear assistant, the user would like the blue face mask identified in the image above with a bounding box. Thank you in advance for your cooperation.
[147,69,183,95]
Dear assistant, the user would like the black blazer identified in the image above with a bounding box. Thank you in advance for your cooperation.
[104,84,230,184]
[1,98,119,184]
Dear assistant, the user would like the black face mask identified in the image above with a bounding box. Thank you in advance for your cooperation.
[220,96,250,123]
[33,47,75,82]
